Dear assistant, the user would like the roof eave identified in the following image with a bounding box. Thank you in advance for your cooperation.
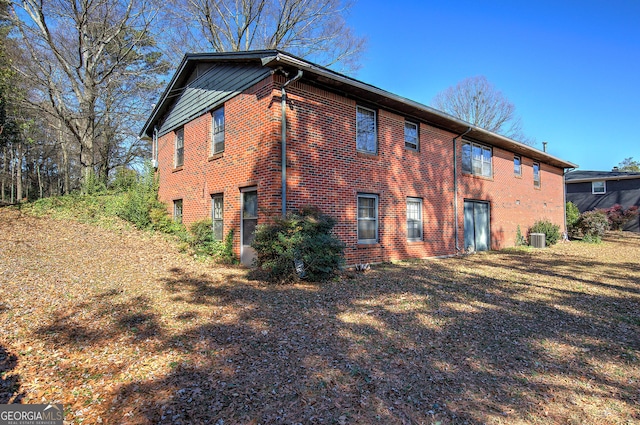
[262,53,577,170]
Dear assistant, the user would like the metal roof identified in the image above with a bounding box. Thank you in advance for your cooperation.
[565,170,640,183]
[140,50,577,169]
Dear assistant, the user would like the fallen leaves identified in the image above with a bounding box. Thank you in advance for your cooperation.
[1,208,639,424]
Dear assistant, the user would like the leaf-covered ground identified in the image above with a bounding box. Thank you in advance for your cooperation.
[1,207,639,424]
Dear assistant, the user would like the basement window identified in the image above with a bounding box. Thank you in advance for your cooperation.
[174,199,183,223]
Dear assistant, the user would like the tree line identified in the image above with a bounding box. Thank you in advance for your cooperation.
[3,0,586,205]
[0,0,365,203]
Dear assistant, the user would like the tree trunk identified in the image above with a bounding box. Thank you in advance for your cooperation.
[59,123,70,195]
[36,161,43,199]
[16,142,23,202]
[1,145,6,202]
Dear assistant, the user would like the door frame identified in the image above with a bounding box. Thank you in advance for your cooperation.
[463,199,491,252]
[240,186,258,266]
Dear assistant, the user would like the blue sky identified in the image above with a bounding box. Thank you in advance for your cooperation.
[346,0,639,170]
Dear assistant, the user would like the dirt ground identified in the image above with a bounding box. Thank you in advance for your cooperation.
[1,207,639,424]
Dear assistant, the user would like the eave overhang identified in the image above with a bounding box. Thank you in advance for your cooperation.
[141,50,577,170]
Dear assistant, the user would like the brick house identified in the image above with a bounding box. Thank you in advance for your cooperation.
[565,170,640,232]
[140,50,576,266]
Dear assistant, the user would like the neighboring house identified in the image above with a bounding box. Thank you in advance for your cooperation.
[140,50,576,266]
[565,170,640,232]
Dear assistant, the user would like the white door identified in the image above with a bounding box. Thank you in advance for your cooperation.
[241,188,258,266]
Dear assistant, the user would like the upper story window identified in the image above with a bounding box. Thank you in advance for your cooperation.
[357,194,378,243]
[533,162,541,188]
[592,181,606,194]
[406,197,423,241]
[212,194,224,240]
[356,106,377,154]
[212,107,225,154]
[175,127,184,167]
[174,199,183,223]
[404,121,419,151]
[462,141,492,177]
[514,156,522,176]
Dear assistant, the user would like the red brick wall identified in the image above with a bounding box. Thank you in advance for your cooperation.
[157,73,566,264]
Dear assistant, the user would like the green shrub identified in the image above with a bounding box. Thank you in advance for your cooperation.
[566,201,580,236]
[81,170,107,195]
[252,206,345,283]
[111,167,138,192]
[189,219,214,247]
[528,219,561,246]
[515,225,526,246]
[576,210,609,241]
[116,162,164,229]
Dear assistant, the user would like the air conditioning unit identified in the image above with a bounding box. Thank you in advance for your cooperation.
[151,159,158,169]
[530,233,546,248]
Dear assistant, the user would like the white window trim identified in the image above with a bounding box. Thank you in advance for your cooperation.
[211,107,225,155]
[175,127,184,168]
[356,105,377,154]
[357,193,378,244]
[212,194,224,241]
[406,197,423,241]
[592,181,606,194]
[514,155,522,176]
[404,121,419,151]
[462,141,493,177]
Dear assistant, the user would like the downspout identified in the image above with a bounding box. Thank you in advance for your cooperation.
[453,127,473,252]
[281,69,304,218]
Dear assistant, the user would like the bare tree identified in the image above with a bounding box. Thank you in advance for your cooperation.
[432,76,534,146]
[11,0,167,187]
[164,0,365,72]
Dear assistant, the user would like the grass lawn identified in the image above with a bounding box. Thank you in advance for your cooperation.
[1,207,639,424]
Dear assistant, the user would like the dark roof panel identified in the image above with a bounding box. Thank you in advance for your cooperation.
[565,170,640,182]
[157,63,272,136]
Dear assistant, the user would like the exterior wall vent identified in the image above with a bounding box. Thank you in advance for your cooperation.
[530,233,546,248]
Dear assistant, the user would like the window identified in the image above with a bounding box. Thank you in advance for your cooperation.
[175,127,184,167]
[212,194,224,240]
[212,107,225,154]
[173,199,183,223]
[357,194,378,243]
[406,198,423,241]
[404,121,419,150]
[533,162,540,188]
[514,156,522,176]
[592,181,606,194]
[356,106,377,154]
[462,141,492,177]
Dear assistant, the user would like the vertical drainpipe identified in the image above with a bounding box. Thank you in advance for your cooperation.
[453,127,472,252]
[281,69,304,218]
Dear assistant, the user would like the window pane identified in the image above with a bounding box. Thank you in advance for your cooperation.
[407,199,422,240]
[212,195,223,241]
[243,191,257,218]
[462,143,472,174]
[514,156,521,175]
[358,197,375,218]
[212,107,225,153]
[174,200,183,223]
[404,122,418,149]
[175,128,184,167]
[358,220,376,240]
[356,107,376,153]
